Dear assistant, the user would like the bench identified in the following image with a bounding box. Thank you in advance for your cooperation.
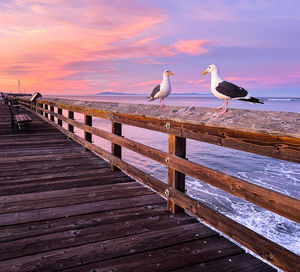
[8,102,32,131]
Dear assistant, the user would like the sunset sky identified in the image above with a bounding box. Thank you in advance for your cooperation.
[0,0,299,96]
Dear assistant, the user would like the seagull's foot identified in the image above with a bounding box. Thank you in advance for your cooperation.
[216,106,223,110]
[218,109,227,116]
[160,104,165,109]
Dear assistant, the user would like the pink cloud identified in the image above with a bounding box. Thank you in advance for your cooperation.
[173,39,210,55]
[135,36,161,45]
[187,79,206,84]
[134,58,169,65]
[226,77,258,82]
[0,1,169,94]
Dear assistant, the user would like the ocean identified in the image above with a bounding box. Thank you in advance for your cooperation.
[48,95,300,260]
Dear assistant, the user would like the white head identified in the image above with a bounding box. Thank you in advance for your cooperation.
[163,70,174,77]
[202,64,219,75]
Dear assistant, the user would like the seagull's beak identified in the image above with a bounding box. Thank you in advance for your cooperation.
[202,70,208,75]
[169,72,174,76]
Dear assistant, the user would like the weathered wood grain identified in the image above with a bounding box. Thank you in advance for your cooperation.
[0,204,167,243]
[111,121,122,171]
[0,223,215,272]
[70,136,298,272]
[26,97,300,163]
[38,114,299,223]
[168,134,186,213]
[0,102,283,271]
[172,253,276,272]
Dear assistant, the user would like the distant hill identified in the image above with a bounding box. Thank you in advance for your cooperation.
[96,91,211,96]
[96,91,138,95]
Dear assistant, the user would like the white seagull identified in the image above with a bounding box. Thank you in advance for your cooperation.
[202,64,263,115]
[148,70,174,109]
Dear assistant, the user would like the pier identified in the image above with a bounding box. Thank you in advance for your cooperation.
[0,96,299,271]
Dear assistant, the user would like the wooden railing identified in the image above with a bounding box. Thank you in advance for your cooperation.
[13,96,300,272]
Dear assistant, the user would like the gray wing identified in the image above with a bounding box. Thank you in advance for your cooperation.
[149,85,160,98]
[216,81,248,98]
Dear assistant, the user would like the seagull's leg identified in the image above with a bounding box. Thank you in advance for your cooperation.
[216,99,226,110]
[160,98,165,109]
[159,99,163,109]
[218,99,228,116]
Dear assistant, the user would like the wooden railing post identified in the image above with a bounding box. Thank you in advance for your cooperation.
[44,104,48,119]
[68,111,74,133]
[50,106,55,122]
[39,103,43,116]
[84,115,92,151]
[168,134,186,214]
[57,108,62,126]
[111,122,122,171]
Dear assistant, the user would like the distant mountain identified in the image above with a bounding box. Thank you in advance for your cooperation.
[96,91,211,96]
[96,92,138,95]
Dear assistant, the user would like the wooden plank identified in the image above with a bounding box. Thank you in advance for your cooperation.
[67,237,248,272]
[0,173,133,196]
[172,253,275,272]
[0,156,100,173]
[0,162,108,179]
[0,152,89,163]
[15,114,31,122]
[0,223,215,272]
[0,194,164,226]
[0,165,111,183]
[0,213,197,261]
[0,204,166,243]
[0,184,153,214]
[0,183,141,204]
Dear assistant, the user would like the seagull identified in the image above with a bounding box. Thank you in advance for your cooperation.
[148,70,174,108]
[202,64,263,115]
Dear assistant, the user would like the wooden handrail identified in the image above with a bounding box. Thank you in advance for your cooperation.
[26,101,300,222]
[14,96,300,272]
[18,96,300,163]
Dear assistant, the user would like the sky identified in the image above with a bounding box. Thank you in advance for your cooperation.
[0,0,299,96]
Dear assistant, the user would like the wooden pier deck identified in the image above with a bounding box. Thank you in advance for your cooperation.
[0,104,276,271]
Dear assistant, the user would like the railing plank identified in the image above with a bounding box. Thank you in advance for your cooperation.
[28,97,300,163]
[29,104,300,223]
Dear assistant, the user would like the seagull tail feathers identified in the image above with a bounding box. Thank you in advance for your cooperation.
[147,96,155,101]
[239,97,264,104]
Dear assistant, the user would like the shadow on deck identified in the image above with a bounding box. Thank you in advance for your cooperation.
[0,104,275,272]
